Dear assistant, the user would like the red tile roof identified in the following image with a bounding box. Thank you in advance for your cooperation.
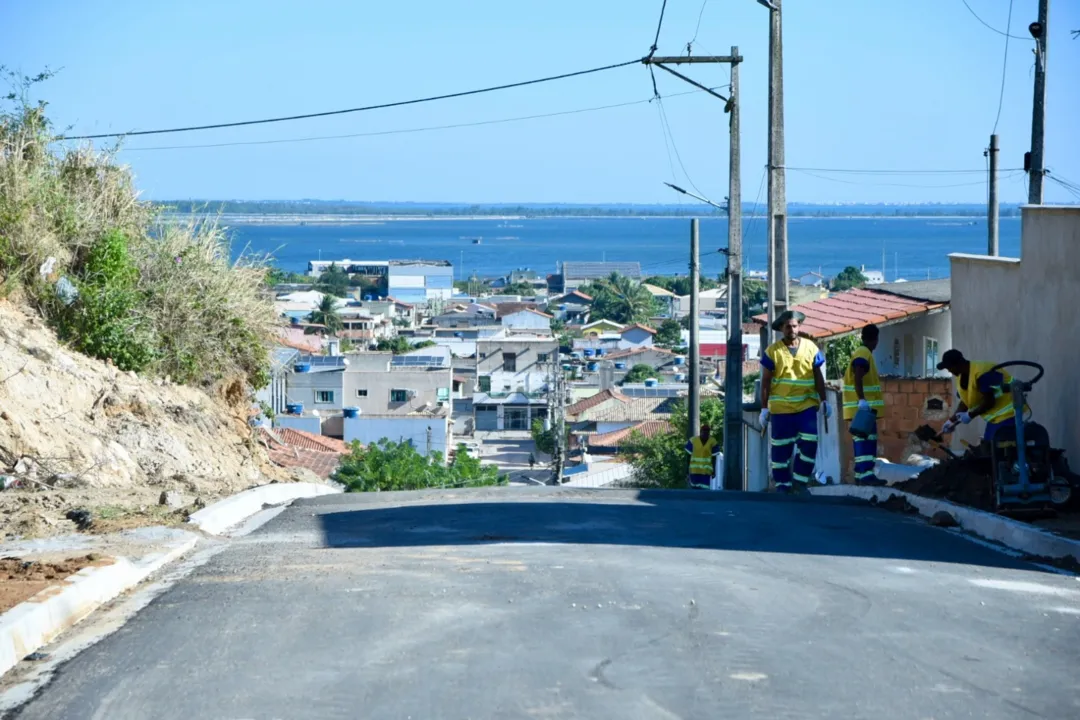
[565,388,631,416]
[587,420,674,448]
[275,427,350,454]
[603,346,677,361]
[259,427,350,479]
[751,288,947,340]
[620,323,657,335]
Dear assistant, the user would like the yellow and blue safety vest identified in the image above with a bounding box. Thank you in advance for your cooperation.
[842,345,884,420]
[763,339,822,415]
[687,436,719,476]
[959,362,1024,424]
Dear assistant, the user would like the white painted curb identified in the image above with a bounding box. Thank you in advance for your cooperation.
[188,482,340,536]
[0,532,198,678]
[811,485,1080,564]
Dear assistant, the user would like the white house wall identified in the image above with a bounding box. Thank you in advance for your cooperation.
[344,416,451,457]
[875,310,952,379]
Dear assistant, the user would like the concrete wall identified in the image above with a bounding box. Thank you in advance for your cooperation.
[344,367,451,414]
[949,206,1080,462]
[344,415,451,457]
[876,310,952,378]
[285,370,344,411]
[501,311,550,332]
[275,415,324,435]
[477,339,557,394]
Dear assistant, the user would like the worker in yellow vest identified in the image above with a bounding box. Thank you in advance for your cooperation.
[685,423,720,489]
[936,349,1027,442]
[842,324,886,485]
[759,310,831,493]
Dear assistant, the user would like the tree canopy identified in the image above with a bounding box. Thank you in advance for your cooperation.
[832,266,868,292]
[620,363,657,385]
[333,439,504,492]
[655,319,683,348]
[314,264,350,298]
[308,295,343,334]
[578,272,658,325]
[621,397,725,489]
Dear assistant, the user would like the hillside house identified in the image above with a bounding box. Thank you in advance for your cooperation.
[501,308,553,333]
[473,332,557,431]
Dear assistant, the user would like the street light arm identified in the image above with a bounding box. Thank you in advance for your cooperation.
[663,182,728,213]
[756,0,778,10]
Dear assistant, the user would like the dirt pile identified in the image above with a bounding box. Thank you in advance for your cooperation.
[0,301,291,539]
[0,554,114,612]
[893,456,995,511]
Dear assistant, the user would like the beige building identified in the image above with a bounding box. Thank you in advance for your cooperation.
[949,206,1080,462]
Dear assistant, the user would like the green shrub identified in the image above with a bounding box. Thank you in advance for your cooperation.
[51,230,156,372]
[333,439,504,492]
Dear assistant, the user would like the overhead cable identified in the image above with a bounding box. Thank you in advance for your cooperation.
[59,58,645,140]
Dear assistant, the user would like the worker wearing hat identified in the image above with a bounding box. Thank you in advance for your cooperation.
[685,422,721,490]
[759,310,831,493]
[937,349,1028,441]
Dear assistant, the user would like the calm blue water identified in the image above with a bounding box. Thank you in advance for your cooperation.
[227,216,1021,281]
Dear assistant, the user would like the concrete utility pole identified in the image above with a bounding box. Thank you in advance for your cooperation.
[761,0,787,344]
[689,218,701,440]
[723,47,744,492]
[643,51,743,437]
[987,134,1000,256]
[1028,0,1049,205]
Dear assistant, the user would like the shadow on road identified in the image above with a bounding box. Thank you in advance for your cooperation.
[312,490,1049,573]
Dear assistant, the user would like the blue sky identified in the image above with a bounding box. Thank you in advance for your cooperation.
[3,0,1078,204]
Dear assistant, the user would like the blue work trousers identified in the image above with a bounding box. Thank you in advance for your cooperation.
[770,407,819,490]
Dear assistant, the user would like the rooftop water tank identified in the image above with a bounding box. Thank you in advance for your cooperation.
[285,402,304,415]
[587,362,598,372]
[594,348,604,357]
[673,356,686,366]
[583,349,595,358]
[644,378,659,388]
[294,363,311,373]
[343,407,360,419]
[614,362,627,370]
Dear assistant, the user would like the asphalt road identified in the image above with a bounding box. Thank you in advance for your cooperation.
[9,488,1080,719]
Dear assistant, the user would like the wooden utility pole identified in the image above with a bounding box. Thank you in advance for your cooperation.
[764,0,787,343]
[723,47,744,492]
[689,218,701,440]
[988,134,1000,256]
[1028,0,1049,205]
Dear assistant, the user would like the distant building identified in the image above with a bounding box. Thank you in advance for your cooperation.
[303,259,453,306]
[556,261,642,293]
[501,308,553,333]
[473,332,557,431]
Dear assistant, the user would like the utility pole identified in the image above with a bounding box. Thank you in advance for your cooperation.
[555,358,566,483]
[723,47,744,492]
[645,50,744,470]
[763,0,787,344]
[1028,0,1049,205]
[689,218,701,440]
[988,134,999,256]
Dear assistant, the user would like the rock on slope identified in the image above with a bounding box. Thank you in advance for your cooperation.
[0,301,292,538]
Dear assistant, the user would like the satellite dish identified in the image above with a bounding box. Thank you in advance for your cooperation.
[311,409,321,418]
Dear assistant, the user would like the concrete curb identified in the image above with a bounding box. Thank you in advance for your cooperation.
[811,485,1080,564]
[0,531,198,679]
[188,482,341,536]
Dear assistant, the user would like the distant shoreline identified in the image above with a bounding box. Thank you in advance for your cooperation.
[186,213,1017,226]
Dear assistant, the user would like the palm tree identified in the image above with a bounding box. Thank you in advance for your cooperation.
[308,295,343,334]
[603,272,655,324]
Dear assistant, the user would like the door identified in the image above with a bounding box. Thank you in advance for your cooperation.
[505,408,529,430]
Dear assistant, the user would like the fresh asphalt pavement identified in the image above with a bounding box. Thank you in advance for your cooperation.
[7,488,1080,719]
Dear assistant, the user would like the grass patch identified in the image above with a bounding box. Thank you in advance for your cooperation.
[0,70,277,389]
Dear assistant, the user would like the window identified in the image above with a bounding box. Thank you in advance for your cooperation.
[924,337,940,378]
[315,390,334,404]
[390,389,408,403]
[478,376,491,392]
[503,352,517,372]
[537,352,550,363]
[437,387,450,402]
[355,389,368,398]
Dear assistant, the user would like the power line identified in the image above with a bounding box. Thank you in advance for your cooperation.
[58,58,645,140]
[991,0,1015,135]
[651,0,670,54]
[124,88,714,152]
[782,166,1024,174]
[656,96,709,199]
[790,168,1025,188]
[959,0,1032,40]
[688,0,711,52]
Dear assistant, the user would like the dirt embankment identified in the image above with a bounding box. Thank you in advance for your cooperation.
[0,301,292,539]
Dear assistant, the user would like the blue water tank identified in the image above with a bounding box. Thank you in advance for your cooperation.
[674,373,686,382]
[595,348,604,357]
[294,363,311,373]
[644,378,659,388]
[583,349,595,358]
[290,316,300,326]
[587,362,598,372]
[673,356,686,366]
[286,402,304,415]
[343,407,360,419]
[614,362,627,370]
